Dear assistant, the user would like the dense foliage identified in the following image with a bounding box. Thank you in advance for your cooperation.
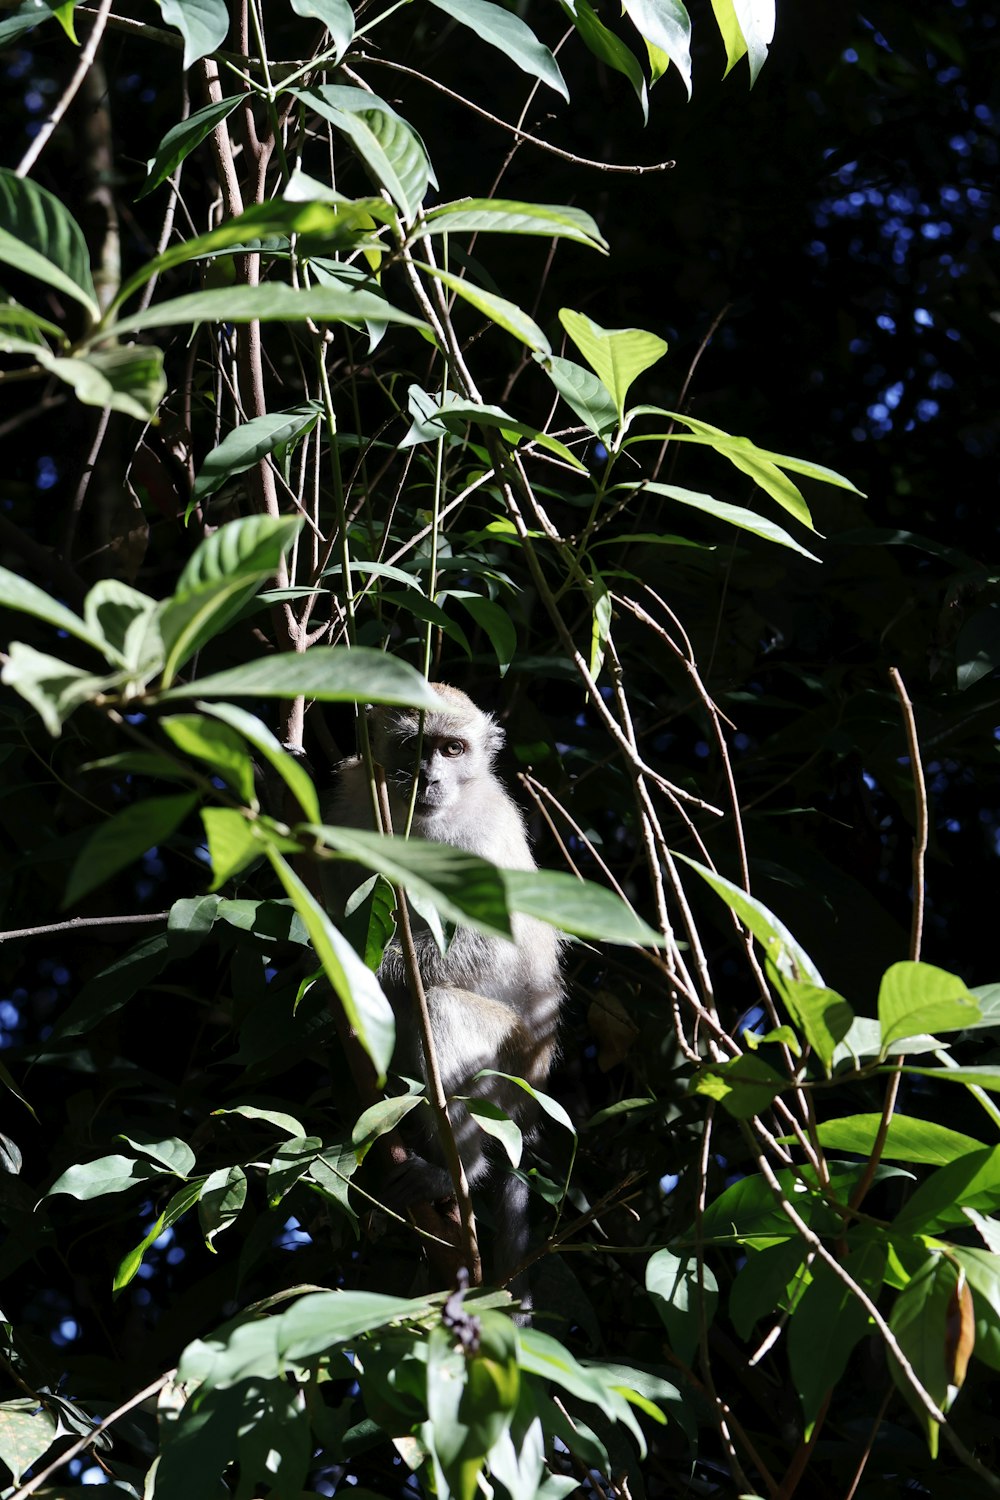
[1,1,999,1496]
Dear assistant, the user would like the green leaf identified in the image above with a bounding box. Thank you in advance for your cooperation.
[0,1398,59,1485]
[781,980,853,1075]
[502,867,663,946]
[620,0,692,97]
[293,86,432,221]
[316,825,511,937]
[198,700,320,823]
[157,0,229,69]
[635,480,821,560]
[647,1247,718,1364]
[289,0,354,59]
[674,853,823,990]
[465,1098,522,1166]
[589,572,612,683]
[426,0,568,99]
[423,265,551,354]
[108,281,428,339]
[421,198,607,252]
[199,1165,248,1248]
[268,850,395,1080]
[201,807,261,887]
[789,1244,885,1429]
[83,578,161,675]
[690,1053,784,1119]
[352,1094,424,1158]
[537,351,618,439]
[887,1252,962,1454]
[215,1104,306,1137]
[139,95,242,199]
[711,0,773,83]
[1,643,117,735]
[116,1132,197,1176]
[878,960,980,1054]
[114,1180,203,1292]
[162,713,257,804]
[476,1072,575,1133]
[46,1153,162,1201]
[161,646,445,709]
[0,167,99,322]
[558,309,667,424]
[405,387,587,468]
[807,1114,986,1166]
[192,403,323,503]
[0,564,107,653]
[63,793,198,907]
[658,410,862,496]
[892,1146,1000,1236]
[899,1064,1000,1092]
[559,0,648,118]
[157,514,303,685]
[952,1246,1000,1372]
[453,594,517,673]
[33,344,167,422]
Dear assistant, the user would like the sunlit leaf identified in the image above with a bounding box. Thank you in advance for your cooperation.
[427,0,568,99]
[158,0,229,69]
[421,198,606,252]
[293,85,432,221]
[559,309,667,424]
[0,167,99,322]
[878,961,979,1054]
[162,647,444,709]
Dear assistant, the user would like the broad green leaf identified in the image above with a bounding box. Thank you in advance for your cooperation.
[215,1104,306,1137]
[620,0,692,97]
[83,578,161,675]
[2,643,117,735]
[64,793,198,907]
[267,1136,323,1205]
[108,282,428,339]
[197,1166,248,1248]
[202,807,261,887]
[647,1248,718,1364]
[711,0,774,83]
[198,700,320,823]
[537,351,618,439]
[466,1098,522,1166]
[268,850,395,1080]
[116,1132,197,1176]
[421,198,607,252]
[453,593,517,673]
[0,564,107,653]
[807,1114,986,1166]
[0,298,65,344]
[315,825,511,937]
[689,1054,784,1119]
[502,867,663,946]
[32,343,167,421]
[162,714,257,805]
[878,960,979,1054]
[423,265,550,354]
[893,1146,1000,1236]
[788,1244,884,1429]
[293,86,432,221]
[674,853,823,989]
[192,403,323,502]
[157,514,302,685]
[115,1180,203,1292]
[887,1253,966,1454]
[46,1153,162,1201]
[589,572,612,683]
[162,647,444,709]
[0,1398,59,1484]
[559,0,648,118]
[657,410,863,495]
[0,0,67,46]
[157,0,229,68]
[558,309,666,423]
[476,1072,575,1133]
[352,1094,424,1158]
[0,168,99,322]
[405,387,585,469]
[701,1164,850,1247]
[289,0,354,59]
[900,1064,1000,1092]
[427,0,568,99]
[635,480,821,560]
[139,95,242,199]
[781,980,853,1075]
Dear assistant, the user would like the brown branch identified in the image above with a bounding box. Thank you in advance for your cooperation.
[0,912,169,944]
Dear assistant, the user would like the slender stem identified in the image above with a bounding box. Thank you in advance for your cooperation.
[16,0,115,179]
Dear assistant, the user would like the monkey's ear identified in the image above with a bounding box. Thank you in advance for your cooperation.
[484,716,505,758]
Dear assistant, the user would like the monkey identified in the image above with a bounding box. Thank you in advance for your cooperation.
[322,684,563,1305]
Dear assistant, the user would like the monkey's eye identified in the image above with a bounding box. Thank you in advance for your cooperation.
[440,739,466,758]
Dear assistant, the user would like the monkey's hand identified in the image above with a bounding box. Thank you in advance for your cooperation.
[383,1152,457,1210]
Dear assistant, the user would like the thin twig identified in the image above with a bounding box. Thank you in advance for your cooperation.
[16,0,115,179]
[0,912,169,944]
